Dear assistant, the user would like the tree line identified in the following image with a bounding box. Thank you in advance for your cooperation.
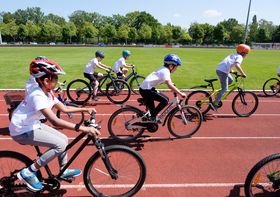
[0,7,280,45]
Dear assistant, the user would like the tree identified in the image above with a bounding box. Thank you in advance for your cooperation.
[118,24,129,44]
[220,18,239,32]
[128,27,138,43]
[230,25,244,44]
[17,24,28,42]
[257,28,268,42]
[258,19,276,42]
[172,25,183,43]
[101,24,117,43]
[62,22,77,43]
[40,20,62,42]
[80,22,98,43]
[213,23,225,44]
[138,24,152,43]
[26,7,45,24]
[179,30,192,44]
[163,25,173,44]
[201,23,214,44]
[126,11,159,29]
[249,15,258,43]
[188,23,204,44]
[45,14,66,26]
[272,25,280,42]
[6,20,19,41]
[26,21,40,41]
[2,12,14,23]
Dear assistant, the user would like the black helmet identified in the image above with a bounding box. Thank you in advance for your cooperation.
[95,51,105,58]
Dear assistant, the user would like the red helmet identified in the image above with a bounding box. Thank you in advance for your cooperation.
[29,60,65,78]
[236,44,251,54]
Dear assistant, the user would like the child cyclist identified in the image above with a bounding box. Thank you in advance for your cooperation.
[9,59,100,192]
[212,44,250,111]
[84,50,111,100]
[113,50,134,79]
[139,54,186,122]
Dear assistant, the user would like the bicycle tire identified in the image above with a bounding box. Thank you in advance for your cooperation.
[66,79,92,105]
[83,145,146,197]
[106,79,131,104]
[168,105,202,138]
[108,107,145,142]
[232,91,259,117]
[262,78,280,97]
[185,90,212,115]
[129,75,145,95]
[0,151,42,195]
[56,102,85,125]
[244,153,280,197]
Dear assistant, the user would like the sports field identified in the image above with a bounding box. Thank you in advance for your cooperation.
[1,47,280,89]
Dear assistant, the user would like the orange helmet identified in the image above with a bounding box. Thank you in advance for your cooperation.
[236,44,251,54]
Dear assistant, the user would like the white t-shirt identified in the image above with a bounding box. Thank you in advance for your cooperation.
[216,53,243,73]
[113,57,126,73]
[25,75,39,94]
[9,87,59,136]
[84,58,99,74]
[140,66,171,89]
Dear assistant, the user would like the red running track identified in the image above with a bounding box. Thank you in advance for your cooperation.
[0,90,280,197]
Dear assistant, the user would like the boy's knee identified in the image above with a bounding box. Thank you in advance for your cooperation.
[56,140,67,153]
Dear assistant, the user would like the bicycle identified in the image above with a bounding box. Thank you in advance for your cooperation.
[66,69,131,105]
[0,113,146,197]
[185,72,259,117]
[262,77,280,96]
[244,153,280,197]
[108,91,202,142]
[4,81,84,126]
[118,66,145,95]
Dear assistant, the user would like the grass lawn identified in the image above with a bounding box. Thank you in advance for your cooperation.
[0,46,280,90]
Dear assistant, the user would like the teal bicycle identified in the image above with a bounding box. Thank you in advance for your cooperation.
[185,72,259,117]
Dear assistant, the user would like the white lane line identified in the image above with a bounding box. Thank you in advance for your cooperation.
[61,183,244,189]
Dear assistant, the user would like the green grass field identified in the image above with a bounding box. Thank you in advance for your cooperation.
[1,46,280,90]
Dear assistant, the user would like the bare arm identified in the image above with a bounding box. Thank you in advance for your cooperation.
[234,62,246,77]
[41,108,100,135]
[165,80,186,98]
[96,62,111,71]
[53,102,96,114]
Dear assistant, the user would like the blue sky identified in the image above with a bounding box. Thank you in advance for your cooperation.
[0,0,279,28]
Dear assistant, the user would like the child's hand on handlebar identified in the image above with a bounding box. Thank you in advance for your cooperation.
[86,127,101,136]
[180,92,186,98]
[86,108,96,114]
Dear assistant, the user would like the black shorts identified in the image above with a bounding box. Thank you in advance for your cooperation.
[84,72,98,83]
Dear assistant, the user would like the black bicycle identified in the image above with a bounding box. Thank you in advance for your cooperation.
[262,77,280,96]
[0,113,146,197]
[244,153,280,196]
[120,66,145,95]
[67,69,131,105]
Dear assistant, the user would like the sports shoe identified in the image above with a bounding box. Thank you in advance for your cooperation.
[17,168,43,192]
[60,169,82,179]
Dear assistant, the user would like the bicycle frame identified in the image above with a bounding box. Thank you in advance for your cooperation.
[124,67,138,82]
[35,131,117,182]
[126,92,186,129]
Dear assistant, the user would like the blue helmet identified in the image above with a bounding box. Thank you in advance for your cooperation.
[122,50,131,57]
[164,54,181,66]
[95,50,105,58]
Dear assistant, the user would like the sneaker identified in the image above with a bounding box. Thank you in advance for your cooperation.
[60,169,82,179]
[210,103,218,112]
[17,168,43,192]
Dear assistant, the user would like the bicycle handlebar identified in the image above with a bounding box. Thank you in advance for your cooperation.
[55,80,66,93]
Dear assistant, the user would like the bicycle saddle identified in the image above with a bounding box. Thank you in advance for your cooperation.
[204,79,218,83]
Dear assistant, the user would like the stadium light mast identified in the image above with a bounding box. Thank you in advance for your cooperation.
[0,30,2,44]
[243,0,252,44]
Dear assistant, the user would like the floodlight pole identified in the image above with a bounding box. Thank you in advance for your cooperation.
[243,0,252,44]
[0,30,2,44]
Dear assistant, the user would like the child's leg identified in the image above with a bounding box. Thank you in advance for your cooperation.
[150,89,169,117]
[139,88,155,114]
[214,70,229,105]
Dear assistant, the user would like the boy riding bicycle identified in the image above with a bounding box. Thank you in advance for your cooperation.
[9,58,100,192]
[113,50,135,79]
[139,54,186,122]
[213,44,250,111]
[84,50,111,101]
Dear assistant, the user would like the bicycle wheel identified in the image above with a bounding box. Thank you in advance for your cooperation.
[0,151,42,196]
[129,75,145,95]
[108,107,145,142]
[185,90,212,115]
[56,102,85,125]
[262,78,280,97]
[244,153,280,197]
[66,79,92,105]
[98,75,111,96]
[84,145,146,197]
[232,91,259,117]
[168,105,202,138]
[106,80,131,104]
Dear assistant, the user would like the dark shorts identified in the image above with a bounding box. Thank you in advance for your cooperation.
[84,72,98,83]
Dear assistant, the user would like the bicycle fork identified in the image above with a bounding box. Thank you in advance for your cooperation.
[92,135,118,180]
